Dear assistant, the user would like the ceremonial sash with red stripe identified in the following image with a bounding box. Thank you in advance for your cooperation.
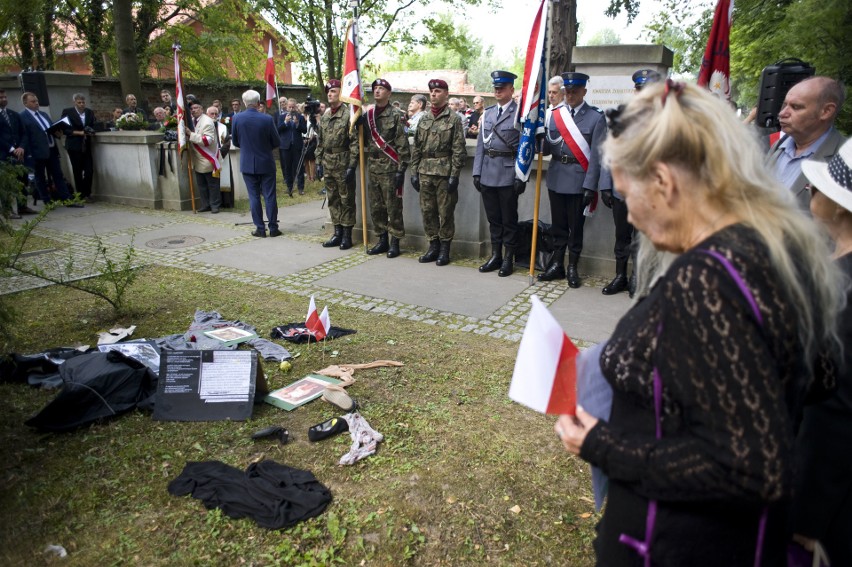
[366,106,400,164]
[552,106,590,172]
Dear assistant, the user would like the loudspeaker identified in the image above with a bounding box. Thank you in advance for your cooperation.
[755,58,815,128]
[20,72,49,106]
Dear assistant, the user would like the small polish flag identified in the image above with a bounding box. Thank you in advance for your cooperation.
[306,295,320,329]
[317,306,330,340]
[509,295,579,415]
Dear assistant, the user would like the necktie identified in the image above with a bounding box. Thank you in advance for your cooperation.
[570,108,575,118]
[497,107,503,119]
[35,112,54,147]
[0,108,10,127]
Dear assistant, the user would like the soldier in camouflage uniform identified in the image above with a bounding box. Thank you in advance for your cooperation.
[363,78,410,258]
[316,79,360,249]
[409,78,467,266]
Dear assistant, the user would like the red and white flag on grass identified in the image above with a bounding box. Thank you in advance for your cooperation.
[697,0,733,100]
[173,43,187,154]
[509,295,579,415]
[306,296,331,340]
[265,40,278,108]
[340,19,363,134]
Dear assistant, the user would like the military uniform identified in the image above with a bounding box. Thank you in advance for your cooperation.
[364,79,410,258]
[317,80,359,249]
[472,70,524,277]
[410,84,466,265]
[540,72,609,287]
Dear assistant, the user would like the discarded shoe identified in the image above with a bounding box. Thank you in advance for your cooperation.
[308,416,349,442]
[321,384,357,412]
[251,425,289,444]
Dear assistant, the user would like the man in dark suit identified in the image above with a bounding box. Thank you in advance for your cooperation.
[274,96,307,197]
[539,72,608,287]
[61,93,96,201]
[231,89,280,237]
[0,88,36,216]
[472,70,525,277]
[19,91,77,206]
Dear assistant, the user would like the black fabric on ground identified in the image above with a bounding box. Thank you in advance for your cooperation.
[0,348,90,387]
[514,220,568,270]
[270,324,356,344]
[167,460,332,530]
[24,351,157,432]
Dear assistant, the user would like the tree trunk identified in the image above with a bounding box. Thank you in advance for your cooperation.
[113,0,143,109]
[549,0,578,78]
[40,3,55,70]
[324,0,335,80]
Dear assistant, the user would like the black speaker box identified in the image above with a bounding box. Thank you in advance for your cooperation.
[20,72,49,106]
[755,58,815,128]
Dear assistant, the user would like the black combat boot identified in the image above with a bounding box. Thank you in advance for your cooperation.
[339,226,353,250]
[323,225,343,248]
[387,236,401,258]
[367,232,389,255]
[537,247,566,281]
[479,242,502,273]
[602,259,629,295]
[498,245,514,277]
[436,240,451,266]
[419,239,440,263]
[567,253,581,288]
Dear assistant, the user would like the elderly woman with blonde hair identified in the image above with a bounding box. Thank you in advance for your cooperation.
[555,81,845,566]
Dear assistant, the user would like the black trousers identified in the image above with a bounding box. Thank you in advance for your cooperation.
[67,149,93,198]
[482,184,519,248]
[612,197,635,262]
[547,190,586,259]
[279,147,304,192]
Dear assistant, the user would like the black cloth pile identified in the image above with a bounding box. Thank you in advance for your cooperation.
[271,324,356,344]
[0,348,89,388]
[168,460,332,529]
[25,351,157,432]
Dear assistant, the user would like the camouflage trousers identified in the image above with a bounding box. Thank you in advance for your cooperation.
[368,171,405,238]
[419,174,458,242]
[325,170,356,227]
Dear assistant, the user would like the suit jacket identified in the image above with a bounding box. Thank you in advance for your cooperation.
[60,107,96,152]
[188,114,219,174]
[472,100,519,187]
[768,127,846,210]
[19,108,57,161]
[544,102,608,195]
[274,111,306,151]
[231,107,279,175]
[0,107,28,161]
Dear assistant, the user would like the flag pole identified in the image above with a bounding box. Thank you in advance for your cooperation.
[529,144,544,284]
[187,146,197,213]
[358,124,368,250]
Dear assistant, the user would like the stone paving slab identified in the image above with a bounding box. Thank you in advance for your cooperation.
[548,285,632,344]
[38,208,165,236]
[191,237,357,277]
[314,257,529,320]
[108,222,246,253]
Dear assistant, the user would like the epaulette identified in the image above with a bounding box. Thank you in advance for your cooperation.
[588,105,603,114]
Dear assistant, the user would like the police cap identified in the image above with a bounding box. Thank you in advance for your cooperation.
[561,72,589,88]
[491,70,517,87]
[632,69,662,90]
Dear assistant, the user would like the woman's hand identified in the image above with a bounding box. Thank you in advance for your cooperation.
[555,406,599,455]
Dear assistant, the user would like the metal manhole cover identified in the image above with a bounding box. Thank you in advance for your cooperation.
[146,235,205,249]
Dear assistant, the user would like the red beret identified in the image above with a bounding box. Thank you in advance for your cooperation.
[428,79,448,91]
[372,78,392,91]
[324,79,341,92]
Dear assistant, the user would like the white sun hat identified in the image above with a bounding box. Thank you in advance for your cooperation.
[802,139,852,213]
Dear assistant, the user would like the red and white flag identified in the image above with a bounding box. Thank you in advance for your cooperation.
[697,0,733,100]
[173,43,187,154]
[340,19,363,133]
[265,40,277,108]
[509,296,579,415]
[306,295,320,329]
[305,296,330,340]
[318,306,331,339]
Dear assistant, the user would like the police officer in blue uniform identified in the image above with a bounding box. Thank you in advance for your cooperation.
[539,72,609,287]
[472,70,526,277]
[599,69,662,297]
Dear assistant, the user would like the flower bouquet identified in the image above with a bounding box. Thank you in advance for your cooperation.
[160,115,178,132]
[116,112,147,131]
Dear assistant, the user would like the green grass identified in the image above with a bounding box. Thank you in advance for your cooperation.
[0,265,597,566]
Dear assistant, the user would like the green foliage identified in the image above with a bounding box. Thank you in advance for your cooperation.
[641,0,711,76]
[583,27,622,47]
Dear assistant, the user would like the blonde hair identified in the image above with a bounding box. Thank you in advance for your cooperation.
[604,81,845,368]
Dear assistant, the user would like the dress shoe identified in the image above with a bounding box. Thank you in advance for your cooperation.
[251,229,267,238]
[436,240,451,266]
[537,264,565,281]
[211,208,220,214]
[602,274,628,295]
[198,207,211,212]
[18,206,37,214]
[269,229,282,237]
[419,239,440,263]
[566,264,581,288]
